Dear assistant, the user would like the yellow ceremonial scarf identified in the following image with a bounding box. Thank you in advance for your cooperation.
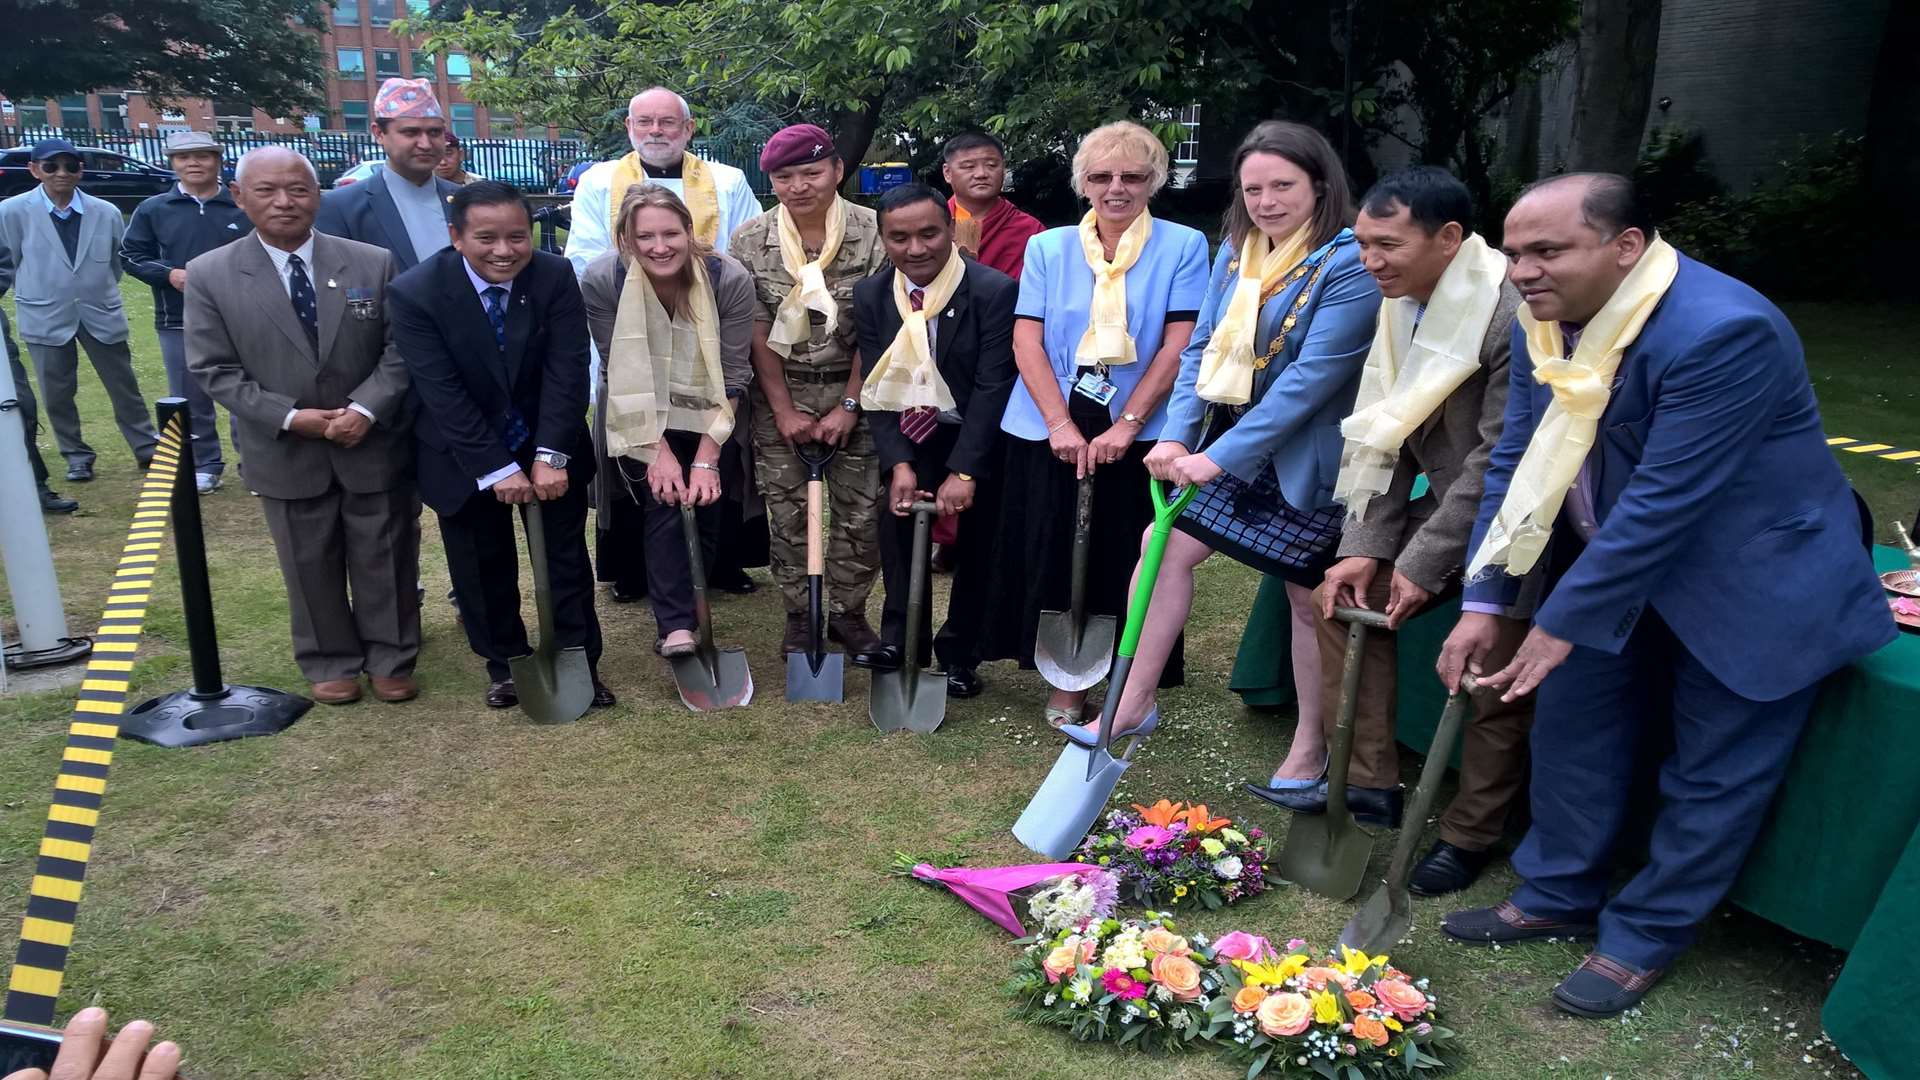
[1075,210,1152,367]
[1333,233,1509,520]
[766,197,846,359]
[1466,236,1681,578]
[607,151,723,246]
[603,255,731,464]
[1195,224,1313,404]
[860,247,965,412]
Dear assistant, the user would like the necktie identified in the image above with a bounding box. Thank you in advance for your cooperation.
[483,286,508,350]
[899,287,938,444]
[286,253,318,343]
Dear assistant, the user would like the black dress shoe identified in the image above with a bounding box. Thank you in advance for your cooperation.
[590,680,616,708]
[1442,900,1597,945]
[856,642,903,672]
[609,584,645,603]
[485,679,518,708]
[945,666,983,697]
[708,568,757,595]
[1409,840,1498,897]
[38,488,78,514]
[1243,781,1403,828]
[66,463,93,483]
[1551,954,1664,1018]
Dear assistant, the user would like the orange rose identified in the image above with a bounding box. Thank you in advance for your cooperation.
[1352,1015,1391,1047]
[1232,985,1269,1014]
[1373,978,1428,1020]
[1150,952,1204,1001]
[1141,927,1190,957]
[1300,966,1353,991]
[1256,991,1313,1037]
[1345,990,1377,1010]
[1042,939,1083,983]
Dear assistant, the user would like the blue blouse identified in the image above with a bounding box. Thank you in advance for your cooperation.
[1160,230,1380,511]
[1000,219,1212,442]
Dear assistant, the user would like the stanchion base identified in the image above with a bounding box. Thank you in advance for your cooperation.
[4,636,93,670]
[121,685,312,748]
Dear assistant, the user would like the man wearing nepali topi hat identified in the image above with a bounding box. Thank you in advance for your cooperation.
[317,78,461,273]
[728,124,894,668]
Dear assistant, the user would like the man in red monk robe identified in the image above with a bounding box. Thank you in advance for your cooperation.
[941,133,1045,281]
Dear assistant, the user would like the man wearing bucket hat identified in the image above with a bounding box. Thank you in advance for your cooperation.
[317,78,460,272]
[122,130,253,493]
[728,123,892,667]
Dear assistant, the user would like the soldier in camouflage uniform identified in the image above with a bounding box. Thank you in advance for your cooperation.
[730,125,895,667]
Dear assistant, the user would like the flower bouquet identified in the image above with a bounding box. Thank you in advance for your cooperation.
[1206,935,1456,1077]
[1007,912,1222,1054]
[891,853,1119,937]
[1074,800,1272,910]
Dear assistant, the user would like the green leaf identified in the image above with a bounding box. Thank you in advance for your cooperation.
[1246,1048,1273,1078]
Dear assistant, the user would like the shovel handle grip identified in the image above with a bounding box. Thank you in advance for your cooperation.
[1332,606,1392,630]
[907,500,938,515]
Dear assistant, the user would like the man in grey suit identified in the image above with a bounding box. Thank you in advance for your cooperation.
[0,138,158,482]
[186,147,421,706]
[1248,167,1536,897]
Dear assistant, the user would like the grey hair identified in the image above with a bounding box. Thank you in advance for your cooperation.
[629,87,692,121]
[234,146,319,186]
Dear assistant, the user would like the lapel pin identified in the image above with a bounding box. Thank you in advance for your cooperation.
[326,278,338,289]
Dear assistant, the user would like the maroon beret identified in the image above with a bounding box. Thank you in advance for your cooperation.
[759,124,837,173]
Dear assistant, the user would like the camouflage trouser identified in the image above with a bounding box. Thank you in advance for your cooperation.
[751,377,880,615]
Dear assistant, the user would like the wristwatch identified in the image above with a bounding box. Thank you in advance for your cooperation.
[953,471,975,483]
[1120,412,1144,427]
[533,450,570,469]
[840,397,860,414]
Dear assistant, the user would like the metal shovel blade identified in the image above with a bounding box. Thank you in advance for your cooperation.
[870,502,947,734]
[1012,743,1130,859]
[1033,478,1114,691]
[1277,613,1385,900]
[508,503,594,725]
[786,452,844,703]
[785,648,843,703]
[668,505,754,711]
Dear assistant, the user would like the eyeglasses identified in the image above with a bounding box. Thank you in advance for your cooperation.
[36,159,82,174]
[629,116,685,132]
[1084,171,1151,188]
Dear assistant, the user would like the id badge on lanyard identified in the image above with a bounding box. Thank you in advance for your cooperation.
[1073,365,1118,406]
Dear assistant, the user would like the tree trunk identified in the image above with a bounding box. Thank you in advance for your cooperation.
[1565,0,1662,174]
[830,93,885,191]
[1867,1,1920,292]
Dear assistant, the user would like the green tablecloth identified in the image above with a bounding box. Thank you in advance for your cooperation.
[1232,546,1920,1078]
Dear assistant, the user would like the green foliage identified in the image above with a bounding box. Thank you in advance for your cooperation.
[1633,126,1726,225]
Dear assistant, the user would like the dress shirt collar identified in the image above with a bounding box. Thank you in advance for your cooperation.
[36,185,81,217]
[463,257,514,298]
[258,231,317,276]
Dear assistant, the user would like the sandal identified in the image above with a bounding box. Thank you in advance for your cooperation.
[656,635,698,658]
[1044,702,1085,729]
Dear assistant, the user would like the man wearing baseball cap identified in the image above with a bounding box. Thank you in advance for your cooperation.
[728,124,894,667]
[121,130,253,492]
[317,78,460,272]
[0,138,158,482]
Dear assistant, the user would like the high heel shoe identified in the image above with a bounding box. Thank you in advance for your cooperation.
[1060,708,1159,747]
[1246,762,1328,795]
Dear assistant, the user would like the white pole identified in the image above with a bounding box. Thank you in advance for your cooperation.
[0,349,74,659]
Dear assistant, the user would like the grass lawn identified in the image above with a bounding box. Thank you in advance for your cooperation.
[0,282,1912,1079]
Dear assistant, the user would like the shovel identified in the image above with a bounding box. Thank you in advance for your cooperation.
[667,503,754,711]
[785,442,844,702]
[1276,607,1389,900]
[1012,479,1197,859]
[507,501,594,725]
[1034,477,1116,692]
[1340,675,1478,953]
[870,500,948,734]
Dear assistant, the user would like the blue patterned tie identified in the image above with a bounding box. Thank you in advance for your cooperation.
[287,253,319,343]
[483,286,507,350]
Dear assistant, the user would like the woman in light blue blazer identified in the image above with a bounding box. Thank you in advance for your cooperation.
[1062,123,1380,783]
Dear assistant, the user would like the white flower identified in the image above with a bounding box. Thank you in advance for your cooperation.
[1213,855,1244,879]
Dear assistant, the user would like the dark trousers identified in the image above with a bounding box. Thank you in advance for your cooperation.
[636,431,719,638]
[877,426,997,671]
[597,435,750,598]
[156,328,226,475]
[1510,609,1820,970]
[5,324,51,490]
[440,475,602,682]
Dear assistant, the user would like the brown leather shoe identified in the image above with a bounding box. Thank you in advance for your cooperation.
[485,679,517,708]
[370,675,418,702]
[826,611,882,652]
[782,611,813,654]
[310,678,362,705]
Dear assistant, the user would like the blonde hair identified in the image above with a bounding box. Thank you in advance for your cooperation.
[615,183,715,316]
[1070,121,1170,199]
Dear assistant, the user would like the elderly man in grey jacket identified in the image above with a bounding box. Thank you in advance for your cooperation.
[0,138,158,481]
[1247,167,1536,898]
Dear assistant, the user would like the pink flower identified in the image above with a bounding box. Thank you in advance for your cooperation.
[1285,938,1306,951]
[1374,979,1429,1021]
[1102,969,1147,1000]
[1213,931,1277,963]
[1124,825,1175,850]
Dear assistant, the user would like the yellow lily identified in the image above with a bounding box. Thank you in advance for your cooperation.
[1338,944,1388,977]
[1234,952,1307,989]
[1311,990,1342,1025]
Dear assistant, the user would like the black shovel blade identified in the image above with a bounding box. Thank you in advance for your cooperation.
[785,649,844,703]
[669,647,754,711]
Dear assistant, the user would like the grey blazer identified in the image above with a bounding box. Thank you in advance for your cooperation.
[183,232,413,501]
[1337,283,1539,610]
[0,188,129,346]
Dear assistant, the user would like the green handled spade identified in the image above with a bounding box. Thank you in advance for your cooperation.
[507,502,594,725]
[869,500,947,734]
[1276,606,1390,900]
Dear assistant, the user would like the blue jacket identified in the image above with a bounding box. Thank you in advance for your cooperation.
[121,185,252,330]
[1465,254,1896,701]
[315,170,459,274]
[1161,231,1379,511]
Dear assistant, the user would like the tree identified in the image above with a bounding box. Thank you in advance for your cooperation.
[1565,0,1663,173]
[0,0,327,117]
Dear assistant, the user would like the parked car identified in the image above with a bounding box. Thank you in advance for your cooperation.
[463,139,547,189]
[0,145,177,208]
[332,160,382,188]
[553,159,594,194]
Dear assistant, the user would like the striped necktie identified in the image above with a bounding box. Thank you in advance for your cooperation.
[483,286,508,350]
[899,287,938,444]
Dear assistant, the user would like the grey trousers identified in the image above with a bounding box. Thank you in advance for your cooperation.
[260,483,423,683]
[155,328,224,475]
[4,319,51,489]
[25,328,158,469]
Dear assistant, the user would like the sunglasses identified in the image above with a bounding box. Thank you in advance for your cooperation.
[1084,171,1151,188]
[36,159,82,174]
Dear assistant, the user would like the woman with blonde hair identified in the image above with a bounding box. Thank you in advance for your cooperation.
[976,120,1212,726]
[580,183,755,656]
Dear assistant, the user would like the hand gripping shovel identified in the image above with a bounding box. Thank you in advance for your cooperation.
[508,502,595,725]
[869,501,947,734]
[785,443,844,702]
[1033,476,1116,692]
[1340,674,1477,953]
[1277,607,1389,900]
[667,503,754,711]
[1012,480,1197,859]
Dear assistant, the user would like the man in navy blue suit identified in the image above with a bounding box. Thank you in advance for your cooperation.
[1435,174,1895,1017]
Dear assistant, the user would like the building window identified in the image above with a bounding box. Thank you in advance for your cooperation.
[341,101,369,132]
[99,94,127,131]
[411,51,435,80]
[450,103,476,138]
[375,49,401,77]
[213,100,254,133]
[1174,103,1201,164]
[406,0,429,16]
[17,102,49,130]
[369,0,394,25]
[337,48,365,77]
[57,96,90,128]
[446,52,471,82]
[334,0,359,25]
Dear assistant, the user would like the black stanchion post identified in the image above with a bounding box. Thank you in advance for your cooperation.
[122,398,313,748]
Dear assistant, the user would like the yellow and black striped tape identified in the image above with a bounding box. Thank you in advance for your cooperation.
[1829,436,1920,463]
[3,415,185,1027]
